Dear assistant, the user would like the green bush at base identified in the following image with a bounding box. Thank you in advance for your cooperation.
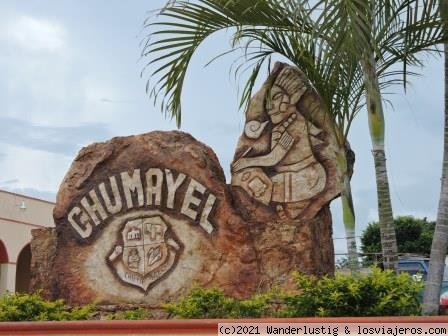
[0,291,95,321]
[280,268,423,317]
[164,269,423,318]
[0,269,423,320]
[162,287,280,318]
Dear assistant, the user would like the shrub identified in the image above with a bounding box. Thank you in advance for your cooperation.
[0,291,95,321]
[280,268,423,317]
[162,287,283,318]
[162,287,237,318]
[0,269,423,320]
[234,292,277,318]
[163,269,423,318]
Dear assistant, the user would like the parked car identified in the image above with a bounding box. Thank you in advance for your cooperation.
[397,257,448,307]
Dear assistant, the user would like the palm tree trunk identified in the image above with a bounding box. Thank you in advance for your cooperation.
[341,175,359,274]
[337,151,359,274]
[361,55,398,271]
[422,42,448,316]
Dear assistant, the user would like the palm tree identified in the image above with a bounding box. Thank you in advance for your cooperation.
[142,0,364,273]
[422,0,448,316]
[141,0,445,272]
[311,0,445,270]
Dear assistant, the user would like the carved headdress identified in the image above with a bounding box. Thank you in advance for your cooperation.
[272,67,308,106]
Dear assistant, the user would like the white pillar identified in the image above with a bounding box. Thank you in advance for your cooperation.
[0,263,16,294]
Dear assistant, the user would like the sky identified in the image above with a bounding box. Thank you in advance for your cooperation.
[0,1,444,255]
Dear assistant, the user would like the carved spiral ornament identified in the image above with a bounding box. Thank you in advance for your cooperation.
[244,120,269,139]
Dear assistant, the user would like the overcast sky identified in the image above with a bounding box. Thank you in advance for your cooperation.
[0,1,444,254]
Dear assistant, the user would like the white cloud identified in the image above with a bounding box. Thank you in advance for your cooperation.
[79,77,129,124]
[0,15,66,54]
[0,13,133,130]
[0,13,74,125]
[0,144,71,193]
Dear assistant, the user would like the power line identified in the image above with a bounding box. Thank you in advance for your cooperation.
[332,236,362,240]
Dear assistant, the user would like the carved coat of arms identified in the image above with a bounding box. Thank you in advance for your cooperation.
[108,215,180,291]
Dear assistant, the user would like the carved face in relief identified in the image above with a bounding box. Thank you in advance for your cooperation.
[267,85,291,125]
[266,67,308,124]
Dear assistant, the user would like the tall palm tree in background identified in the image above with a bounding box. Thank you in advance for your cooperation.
[141,0,446,273]
[422,0,448,316]
[312,0,445,270]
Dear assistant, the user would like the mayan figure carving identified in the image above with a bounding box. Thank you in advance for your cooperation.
[232,65,328,220]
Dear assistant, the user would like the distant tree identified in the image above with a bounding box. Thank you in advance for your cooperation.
[361,216,436,261]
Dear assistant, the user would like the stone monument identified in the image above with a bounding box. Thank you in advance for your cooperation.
[31,132,258,305]
[30,62,346,306]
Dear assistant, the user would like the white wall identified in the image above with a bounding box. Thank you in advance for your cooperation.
[0,190,54,294]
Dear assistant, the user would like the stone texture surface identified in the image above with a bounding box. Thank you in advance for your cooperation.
[32,131,258,305]
[30,228,58,298]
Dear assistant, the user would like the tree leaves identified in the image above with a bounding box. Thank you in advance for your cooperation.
[141,0,364,138]
[142,0,446,129]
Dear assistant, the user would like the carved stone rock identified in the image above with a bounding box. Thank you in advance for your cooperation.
[231,62,344,286]
[32,131,258,305]
[31,63,344,306]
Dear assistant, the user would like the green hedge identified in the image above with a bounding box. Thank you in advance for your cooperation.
[0,269,423,320]
[0,291,94,321]
[280,268,423,317]
[162,287,280,318]
[164,269,423,318]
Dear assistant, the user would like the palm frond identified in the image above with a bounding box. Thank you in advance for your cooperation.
[143,0,447,142]
[142,0,337,128]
